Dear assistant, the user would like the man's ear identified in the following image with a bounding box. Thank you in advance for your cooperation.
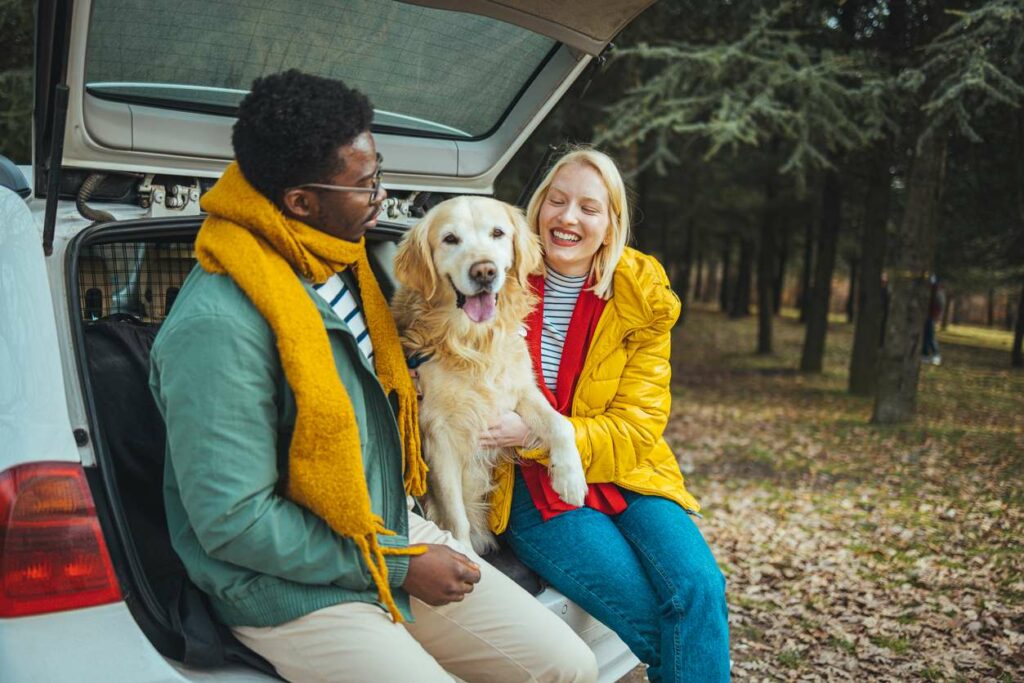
[394,211,438,299]
[281,188,316,219]
[507,204,542,288]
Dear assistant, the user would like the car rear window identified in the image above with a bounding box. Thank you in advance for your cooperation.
[83,0,556,139]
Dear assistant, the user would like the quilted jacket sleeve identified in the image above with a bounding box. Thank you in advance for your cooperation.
[567,257,680,482]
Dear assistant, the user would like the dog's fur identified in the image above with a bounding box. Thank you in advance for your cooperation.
[392,196,588,554]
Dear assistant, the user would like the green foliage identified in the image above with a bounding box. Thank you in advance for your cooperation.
[920,0,1024,145]
[596,2,891,182]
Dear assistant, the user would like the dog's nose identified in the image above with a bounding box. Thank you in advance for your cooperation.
[469,260,497,286]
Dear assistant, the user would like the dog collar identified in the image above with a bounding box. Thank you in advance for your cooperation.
[406,352,433,369]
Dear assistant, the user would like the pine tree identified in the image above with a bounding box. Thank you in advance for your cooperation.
[596,1,891,360]
[874,0,1024,422]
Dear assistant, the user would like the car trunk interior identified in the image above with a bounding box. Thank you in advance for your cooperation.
[69,218,541,673]
[71,219,277,673]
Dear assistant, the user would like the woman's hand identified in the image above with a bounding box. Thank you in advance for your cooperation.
[479,411,540,449]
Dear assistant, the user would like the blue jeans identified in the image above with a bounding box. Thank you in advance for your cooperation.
[506,472,730,682]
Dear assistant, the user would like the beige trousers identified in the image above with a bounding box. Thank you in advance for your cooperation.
[232,511,598,683]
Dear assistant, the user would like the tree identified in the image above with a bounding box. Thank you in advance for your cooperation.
[1013,283,1024,367]
[849,146,893,395]
[731,234,755,318]
[757,178,778,352]
[873,135,948,422]
[798,213,816,322]
[874,0,1024,421]
[596,1,889,356]
[801,169,843,371]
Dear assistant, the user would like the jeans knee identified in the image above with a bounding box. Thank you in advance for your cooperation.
[669,569,728,616]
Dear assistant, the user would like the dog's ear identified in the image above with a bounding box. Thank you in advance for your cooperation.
[507,204,542,288]
[394,212,438,299]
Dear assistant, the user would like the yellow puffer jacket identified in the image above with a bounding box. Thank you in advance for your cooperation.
[489,247,701,534]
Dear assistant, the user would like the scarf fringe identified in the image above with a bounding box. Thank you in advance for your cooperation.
[399,393,428,496]
[355,535,427,622]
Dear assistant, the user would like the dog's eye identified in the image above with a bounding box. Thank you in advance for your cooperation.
[491,227,505,239]
[442,233,460,245]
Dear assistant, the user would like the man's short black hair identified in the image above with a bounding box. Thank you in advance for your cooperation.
[232,69,374,204]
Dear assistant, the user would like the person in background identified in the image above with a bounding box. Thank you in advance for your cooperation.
[150,69,597,683]
[480,148,731,682]
[922,275,945,365]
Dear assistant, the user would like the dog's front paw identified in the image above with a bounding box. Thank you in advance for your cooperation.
[470,527,499,556]
[548,457,588,507]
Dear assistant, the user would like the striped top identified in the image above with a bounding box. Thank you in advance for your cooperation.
[540,269,587,392]
[312,271,375,370]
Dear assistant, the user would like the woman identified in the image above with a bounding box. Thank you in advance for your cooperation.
[480,148,730,682]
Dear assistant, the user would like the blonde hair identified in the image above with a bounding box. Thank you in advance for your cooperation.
[525,147,631,300]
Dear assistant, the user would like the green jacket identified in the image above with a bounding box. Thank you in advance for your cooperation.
[149,267,412,627]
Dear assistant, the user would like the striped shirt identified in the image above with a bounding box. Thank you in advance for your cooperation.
[540,269,587,393]
[312,271,375,370]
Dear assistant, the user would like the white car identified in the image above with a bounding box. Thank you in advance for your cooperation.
[0,1,654,681]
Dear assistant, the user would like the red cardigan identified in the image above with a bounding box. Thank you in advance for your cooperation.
[519,274,627,520]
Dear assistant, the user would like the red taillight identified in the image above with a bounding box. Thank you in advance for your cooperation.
[0,462,122,617]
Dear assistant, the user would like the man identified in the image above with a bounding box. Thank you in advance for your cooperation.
[149,70,597,682]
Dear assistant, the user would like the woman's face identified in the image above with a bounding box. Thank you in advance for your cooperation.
[538,163,611,277]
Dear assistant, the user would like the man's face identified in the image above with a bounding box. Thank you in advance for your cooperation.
[284,131,387,242]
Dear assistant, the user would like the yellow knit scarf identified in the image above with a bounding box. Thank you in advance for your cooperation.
[195,162,427,622]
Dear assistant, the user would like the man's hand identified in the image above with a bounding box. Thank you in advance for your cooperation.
[402,544,481,606]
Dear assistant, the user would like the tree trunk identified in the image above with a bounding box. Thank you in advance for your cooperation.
[1014,112,1024,365]
[987,287,995,327]
[873,136,948,424]
[730,235,753,318]
[801,170,842,372]
[846,257,859,323]
[704,258,718,303]
[693,235,705,302]
[774,223,789,314]
[1004,291,1015,331]
[799,216,815,323]
[757,181,777,353]
[941,290,952,330]
[719,236,733,313]
[849,153,891,396]
[1012,283,1024,368]
[676,218,695,324]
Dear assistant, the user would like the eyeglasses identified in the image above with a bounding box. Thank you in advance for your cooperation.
[295,154,384,206]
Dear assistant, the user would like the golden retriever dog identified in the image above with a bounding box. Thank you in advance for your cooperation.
[392,196,588,554]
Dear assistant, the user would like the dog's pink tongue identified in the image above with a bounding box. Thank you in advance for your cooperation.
[463,292,497,323]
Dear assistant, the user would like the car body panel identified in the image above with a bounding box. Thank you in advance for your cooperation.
[0,602,274,683]
[0,188,80,472]
[403,0,656,56]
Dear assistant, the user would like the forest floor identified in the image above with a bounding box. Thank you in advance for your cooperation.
[622,304,1022,682]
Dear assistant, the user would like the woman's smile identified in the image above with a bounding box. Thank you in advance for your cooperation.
[538,163,611,277]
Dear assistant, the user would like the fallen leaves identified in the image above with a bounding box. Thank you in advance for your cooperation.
[660,307,1024,682]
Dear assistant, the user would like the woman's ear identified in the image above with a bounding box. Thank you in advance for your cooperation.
[394,213,438,299]
[507,204,543,288]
